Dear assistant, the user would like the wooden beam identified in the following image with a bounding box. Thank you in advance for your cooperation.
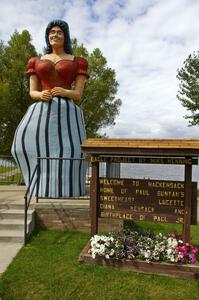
[81,138,199,150]
[183,157,192,243]
[90,161,99,236]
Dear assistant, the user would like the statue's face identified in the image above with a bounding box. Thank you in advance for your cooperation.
[48,25,64,48]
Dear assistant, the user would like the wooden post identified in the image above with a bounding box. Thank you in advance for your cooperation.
[183,157,192,243]
[90,161,99,236]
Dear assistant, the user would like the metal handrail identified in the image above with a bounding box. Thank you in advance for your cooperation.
[38,156,87,160]
[24,164,38,244]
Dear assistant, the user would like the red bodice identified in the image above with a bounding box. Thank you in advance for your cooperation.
[26,56,89,90]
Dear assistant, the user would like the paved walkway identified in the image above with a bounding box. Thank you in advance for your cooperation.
[0,185,26,203]
[0,242,22,275]
[0,186,88,276]
[0,186,33,276]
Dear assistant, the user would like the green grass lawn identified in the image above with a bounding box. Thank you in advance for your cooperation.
[0,225,199,300]
[0,166,15,174]
[0,173,23,185]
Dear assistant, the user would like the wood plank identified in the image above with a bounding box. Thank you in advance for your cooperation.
[82,147,199,157]
[81,139,199,150]
[183,161,192,243]
[90,162,99,236]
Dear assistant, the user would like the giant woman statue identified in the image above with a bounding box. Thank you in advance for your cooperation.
[11,20,89,198]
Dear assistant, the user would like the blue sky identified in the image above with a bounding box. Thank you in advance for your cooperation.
[1,0,199,138]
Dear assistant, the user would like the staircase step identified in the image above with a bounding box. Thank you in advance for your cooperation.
[0,203,35,210]
[0,229,24,243]
[0,209,34,220]
[0,187,36,271]
[0,219,32,230]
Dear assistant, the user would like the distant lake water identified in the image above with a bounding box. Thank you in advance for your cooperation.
[98,161,199,185]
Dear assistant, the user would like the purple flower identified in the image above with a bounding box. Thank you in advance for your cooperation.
[188,253,196,264]
[120,250,126,258]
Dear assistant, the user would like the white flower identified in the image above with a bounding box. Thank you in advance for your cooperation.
[167,237,178,248]
[167,248,172,256]
[115,241,119,248]
[110,249,115,256]
[89,234,116,259]
[143,250,151,259]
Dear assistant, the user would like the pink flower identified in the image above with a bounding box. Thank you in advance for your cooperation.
[177,246,184,251]
[178,253,185,261]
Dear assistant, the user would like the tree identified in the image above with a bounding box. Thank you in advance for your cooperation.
[0,30,37,154]
[72,38,122,137]
[177,52,199,126]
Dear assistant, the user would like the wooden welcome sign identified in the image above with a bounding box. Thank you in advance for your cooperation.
[99,178,197,225]
[81,138,199,243]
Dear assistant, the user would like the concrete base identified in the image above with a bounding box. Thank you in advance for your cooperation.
[35,200,123,233]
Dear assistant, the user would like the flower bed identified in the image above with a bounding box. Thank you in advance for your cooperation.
[79,227,199,280]
[88,229,199,264]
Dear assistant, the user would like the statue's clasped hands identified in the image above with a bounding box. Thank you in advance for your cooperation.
[40,87,67,101]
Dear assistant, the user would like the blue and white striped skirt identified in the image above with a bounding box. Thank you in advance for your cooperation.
[11,97,87,198]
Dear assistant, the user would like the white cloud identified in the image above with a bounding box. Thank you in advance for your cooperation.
[1,0,199,138]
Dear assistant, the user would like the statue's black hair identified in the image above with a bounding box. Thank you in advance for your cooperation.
[45,19,72,54]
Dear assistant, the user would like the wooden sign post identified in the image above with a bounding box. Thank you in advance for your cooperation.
[90,161,99,236]
[183,160,192,242]
[81,139,199,243]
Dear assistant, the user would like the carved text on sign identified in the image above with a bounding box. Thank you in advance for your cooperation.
[99,178,197,224]
[91,156,198,165]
